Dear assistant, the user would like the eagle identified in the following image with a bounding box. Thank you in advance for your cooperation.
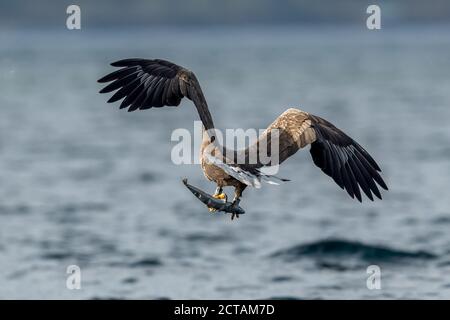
[98,58,388,219]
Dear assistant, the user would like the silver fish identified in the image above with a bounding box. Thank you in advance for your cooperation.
[182,178,245,216]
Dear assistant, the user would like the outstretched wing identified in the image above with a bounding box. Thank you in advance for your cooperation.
[307,113,388,201]
[231,108,388,201]
[98,58,214,130]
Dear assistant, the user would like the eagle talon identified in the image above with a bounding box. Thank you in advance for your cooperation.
[208,207,217,213]
[214,193,227,201]
[230,198,241,220]
[208,191,227,213]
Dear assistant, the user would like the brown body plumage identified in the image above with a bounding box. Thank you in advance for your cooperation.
[198,108,317,206]
[98,58,388,218]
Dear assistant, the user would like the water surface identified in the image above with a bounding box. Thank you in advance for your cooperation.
[0,26,450,299]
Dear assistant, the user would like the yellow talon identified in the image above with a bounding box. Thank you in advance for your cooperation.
[208,193,227,213]
[214,193,227,200]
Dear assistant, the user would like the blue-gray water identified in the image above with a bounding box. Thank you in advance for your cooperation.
[1,26,450,299]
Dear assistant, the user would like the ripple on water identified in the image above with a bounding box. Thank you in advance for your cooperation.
[121,277,138,284]
[269,238,437,264]
[129,257,163,268]
[0,204,31,215]
[183,232,230,243]
[271,275,295,282]
[138,171,159,184]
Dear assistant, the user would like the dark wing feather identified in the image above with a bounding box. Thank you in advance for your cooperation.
[98,59,183,110]
[309,114,388,201]
[98,58,215,130]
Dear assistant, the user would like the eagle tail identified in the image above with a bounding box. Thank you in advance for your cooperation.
[205,154,289,188]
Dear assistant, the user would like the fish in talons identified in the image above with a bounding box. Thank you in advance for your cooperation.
[183,179,245,219]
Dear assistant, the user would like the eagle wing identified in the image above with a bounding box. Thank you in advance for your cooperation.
[98,58,214,130]
[263,108,388,201]
[217,108,388,201]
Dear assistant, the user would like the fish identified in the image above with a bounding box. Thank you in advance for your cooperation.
[182,178,245,216]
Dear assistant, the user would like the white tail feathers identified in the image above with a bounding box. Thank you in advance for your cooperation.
[205,154,290,188]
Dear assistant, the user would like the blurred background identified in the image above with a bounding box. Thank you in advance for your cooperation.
[0,0,449,299]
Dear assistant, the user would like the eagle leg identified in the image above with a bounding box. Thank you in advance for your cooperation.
[208,185,227,213]
[230,184,246,220]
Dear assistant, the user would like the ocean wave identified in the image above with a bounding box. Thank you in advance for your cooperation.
[129,258,163,268]
[270,238,436,263]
